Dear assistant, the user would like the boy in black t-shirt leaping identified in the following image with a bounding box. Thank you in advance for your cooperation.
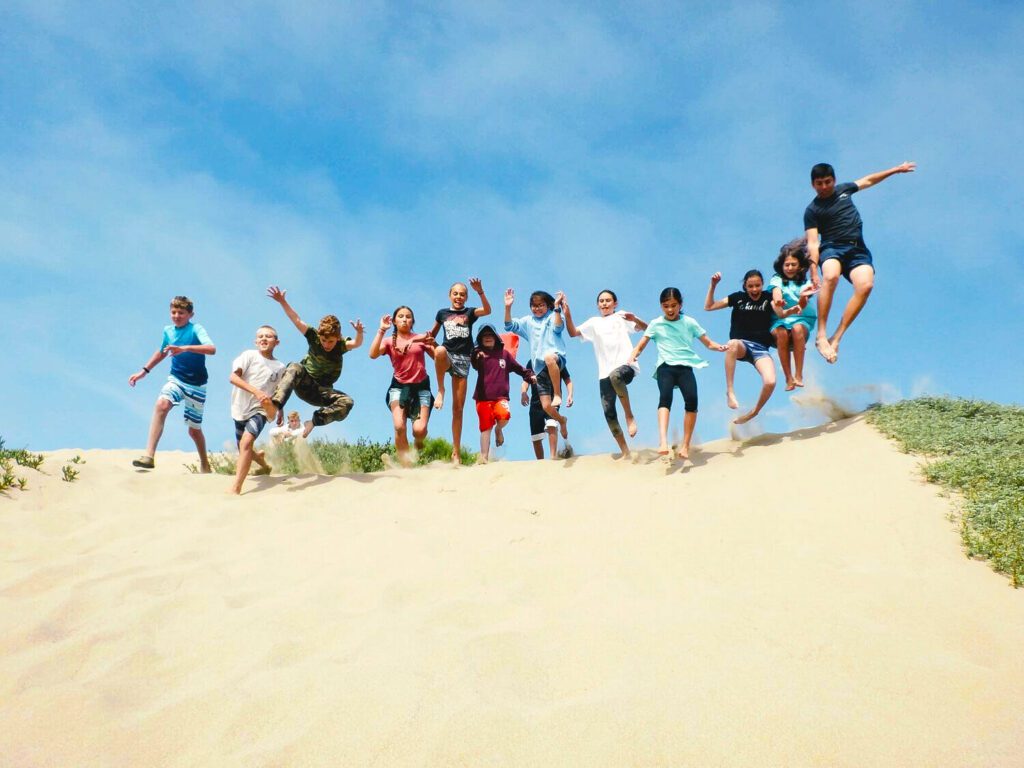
[804,160,915,363]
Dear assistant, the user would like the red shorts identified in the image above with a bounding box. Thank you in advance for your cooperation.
[476,399,511,431]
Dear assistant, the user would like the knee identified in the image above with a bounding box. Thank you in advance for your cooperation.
[856,278,875,295]
[188,425,203,436]
[764,373,777,389]
[793,325,807,341]
[543,352,559,365]
[412,424,428,439]
[822,273,840,290]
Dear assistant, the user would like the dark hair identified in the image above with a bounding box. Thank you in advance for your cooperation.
[659,287,682,304]
[773,238,810,285]
[742,270,764,290]
[811,163,835,181]
[529,291,555,310]
[391,305,414,344]
[170,296,194,313]
[596,289,618,303]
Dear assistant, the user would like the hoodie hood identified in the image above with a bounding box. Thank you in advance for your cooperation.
[475,324,504,349]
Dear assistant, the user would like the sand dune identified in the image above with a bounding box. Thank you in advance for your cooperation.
[2,416,1022,767]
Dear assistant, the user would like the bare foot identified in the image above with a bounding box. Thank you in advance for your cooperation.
[302,420,315,438]
[733,410,757,425]
[676,444,690,461]
[727,391,739,409]
[475,454,488,465]
[200,464,212,474]
[794,378,805,388]
[816,336,837,364]
[785,380,796,392]
[253,465,271,476]
[551,394,562,408]
[227,486,241,495]
[626,416,637,438]
[262,397,278,420]
[434,390,445,410]
[829,336,841,362]
[495,424,505,446]
[450,450,461,465]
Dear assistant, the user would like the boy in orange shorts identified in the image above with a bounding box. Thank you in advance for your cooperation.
[470,325,535,463]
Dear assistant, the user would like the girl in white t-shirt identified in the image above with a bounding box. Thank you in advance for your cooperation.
[563,290,647,458]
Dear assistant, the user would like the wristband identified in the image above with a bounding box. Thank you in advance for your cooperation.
[142,366,151,373]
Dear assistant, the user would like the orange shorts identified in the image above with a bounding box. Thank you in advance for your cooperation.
[476,399,511,431]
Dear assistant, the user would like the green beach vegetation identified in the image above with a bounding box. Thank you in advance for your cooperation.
[868,397,1024,587]
[0,437,44,492]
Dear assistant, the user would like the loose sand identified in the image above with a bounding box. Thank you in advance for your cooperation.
[2,416,1022,767]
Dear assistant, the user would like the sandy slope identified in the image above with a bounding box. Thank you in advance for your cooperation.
[1,417,1022,767]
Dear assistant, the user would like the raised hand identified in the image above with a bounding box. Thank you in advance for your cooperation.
[267,285,287,303]
[350,319,365,334]
[710,272,722,287]
[379,314,393,332]
[897,161,917,174]
[469,277,484,294]
[504,288,515,307]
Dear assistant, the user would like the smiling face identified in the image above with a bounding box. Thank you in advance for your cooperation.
[782,255,800,279]
[394,307,415,333]
[169,306,193,327]
[449,283,468,310]
[661,297,681,321]
[254,326,279,357]
[530,297,550,317]
[596,291,618,316]
[812,175,836,198]
[744,275,764,300]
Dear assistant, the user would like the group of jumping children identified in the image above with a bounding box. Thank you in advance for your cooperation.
[128,160,916,493]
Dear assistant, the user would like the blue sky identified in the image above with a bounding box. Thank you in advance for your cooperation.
[3,2,1022,460]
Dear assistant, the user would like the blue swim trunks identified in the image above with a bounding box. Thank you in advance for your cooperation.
[739,340,772,365]
[821,240,874,282]
[159,375,207,427]
[234,413,269,444]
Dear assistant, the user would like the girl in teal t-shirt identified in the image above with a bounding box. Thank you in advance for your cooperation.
[629,287,727,463]
[770,239,818,391]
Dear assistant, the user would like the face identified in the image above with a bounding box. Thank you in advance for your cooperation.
[288,415,301,428]
[394,308,414,332]
[449,283,468,310]
[782,255,800,278]
[254,327,279,355]
[169,306,193,327]
[661,298,681,320]
[744,276,764,299]
[481,334,496,349]
[812,176,836,198]
[529,297,550,317]
[596,291,617,316]
[319,334,340,351]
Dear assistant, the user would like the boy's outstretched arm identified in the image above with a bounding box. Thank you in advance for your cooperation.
[267,286,309,335]
[805,227,821,288]
[345,319,365,351]
[470,277,491,317]
[854,161,916,191]
[705,272,729,311]
[128,348,169,386]
[561,294,581,337]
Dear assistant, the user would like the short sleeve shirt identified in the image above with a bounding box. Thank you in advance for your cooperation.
[162,322,213,386]
[768,275,817,319]
[727,291,776,347]
[379,335,430,384]
[301,326,346,386]
[230,349,286,421]
[577,312,641,379]
[643,315,708,371]
[803,182,863,243]
[435,307,478,356]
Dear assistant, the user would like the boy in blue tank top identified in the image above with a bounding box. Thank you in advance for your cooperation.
[128,296,217,471]
[804,160,915,364]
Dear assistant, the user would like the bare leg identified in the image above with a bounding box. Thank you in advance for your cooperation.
[546,426,558,459]
[412,405,430,452]
[495,418,507,447]
[390,403,411,466]
[775,327,794,390]
[478,428,491,463]
[230,431,257,494]
[143,398,173,459]
[188,426,211,473]
[678,411,697,460]
[532,439,545,460]
[733,357,777,424]
[612,427,629,457]
[828,264,874,361]
[540,394,568,438]
[657,407,670,453]
[450,375,467,463]
[724,340,743,409]
[815,261,841,363]
[433,348,450,410]
[544,353,563,407]
[792,323,808,386]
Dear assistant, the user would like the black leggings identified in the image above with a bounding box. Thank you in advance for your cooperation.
[656,363,698,412]
[599,365,635,437]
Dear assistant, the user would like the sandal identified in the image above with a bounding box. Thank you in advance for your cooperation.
[132,455,155,470]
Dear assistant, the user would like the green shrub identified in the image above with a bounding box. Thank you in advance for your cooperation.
[868,397,1024,587]
[0,437,43,492]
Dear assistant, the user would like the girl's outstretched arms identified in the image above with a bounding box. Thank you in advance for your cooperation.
[771,286,785,313]
[267,286,309,335]
[368,315,391,359]
[470,277,491,317]
[699,334,728,352]
[704,273,729,311]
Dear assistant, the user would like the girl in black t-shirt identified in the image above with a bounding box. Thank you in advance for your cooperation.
[705,270,809,425]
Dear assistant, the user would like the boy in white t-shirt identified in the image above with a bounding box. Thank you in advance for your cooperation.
[228,325,286,495]
[269,411,305,443]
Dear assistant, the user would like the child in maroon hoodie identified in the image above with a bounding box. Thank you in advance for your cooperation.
[471,325,536,463]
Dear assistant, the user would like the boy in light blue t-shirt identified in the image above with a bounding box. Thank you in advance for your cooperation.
[128,296,217,471]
